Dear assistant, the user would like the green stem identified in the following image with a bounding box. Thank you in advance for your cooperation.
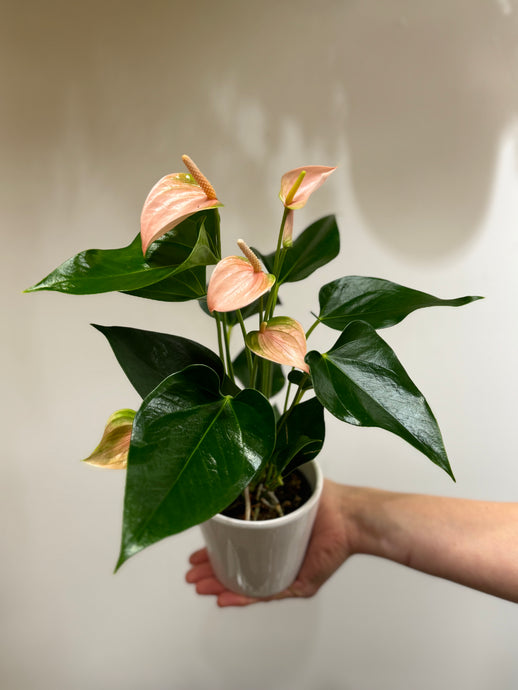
[236,309,254,379]
[250,355,259,389]
[277,375,309,437]
[215,313,225,370]
[214,208,222,259]
[282,379,293,414]
[261,359,272,398]
[305,316,322,339]
[272,208,290,276]
[265,208,290,319]
[222,314,235,382]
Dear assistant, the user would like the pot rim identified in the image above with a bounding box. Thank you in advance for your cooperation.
[207,460,324,529]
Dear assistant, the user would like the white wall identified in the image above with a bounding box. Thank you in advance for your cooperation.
[3,1,518,688]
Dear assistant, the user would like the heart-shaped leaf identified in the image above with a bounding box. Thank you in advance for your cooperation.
[93,324,227,398]
[306,321,454,478]
[255,215,339,284]
[318,276,483,331]
[116,365,276,569]
[25,213,219,297]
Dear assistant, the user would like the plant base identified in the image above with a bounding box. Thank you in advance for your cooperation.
[200,460,323,597]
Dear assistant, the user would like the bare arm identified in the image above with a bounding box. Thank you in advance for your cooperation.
[349,485,518,602]
[186,480,518,606]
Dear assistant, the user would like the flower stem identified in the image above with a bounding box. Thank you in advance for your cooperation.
[236,309,253,378]
[264,208,290,319]
[215,312,225,370]
[222,314,235,382]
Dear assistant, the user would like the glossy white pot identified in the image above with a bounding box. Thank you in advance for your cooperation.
[200,460,323,597]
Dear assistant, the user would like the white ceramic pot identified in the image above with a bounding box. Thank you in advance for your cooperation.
[200,460,323,597]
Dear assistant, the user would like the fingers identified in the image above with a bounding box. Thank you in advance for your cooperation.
[186,548,299,607]
[217,591,260,607]
[186,560,214,583]
[189,548,209,565]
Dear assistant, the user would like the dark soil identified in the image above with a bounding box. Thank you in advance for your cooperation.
[221,469,313,521]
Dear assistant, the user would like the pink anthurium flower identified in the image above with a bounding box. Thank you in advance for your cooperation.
[207,239,275,313]
[246,316,309,373]
[82,409,136,469]
[140,155,222,254]
[279,165,336,210]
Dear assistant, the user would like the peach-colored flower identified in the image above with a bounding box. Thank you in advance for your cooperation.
[246,317,309,372]
[207,240,275,313]
[279,165,336,210]
[140,155,222,254]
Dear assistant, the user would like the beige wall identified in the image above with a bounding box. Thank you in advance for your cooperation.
[3,1,518,688]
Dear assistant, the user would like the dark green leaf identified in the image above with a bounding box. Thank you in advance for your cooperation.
[318,276,483,331]
[25,213,219,297]
[306,321,454,478]
[116,366,276,569]
[274,397,325,475]
[255,215,339,284]
[287,370,313,391]
[233,348,285,396]
[123,267,207,301]
[93,324,225,398]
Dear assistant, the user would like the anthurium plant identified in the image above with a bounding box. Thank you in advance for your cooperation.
[26,155,481,570]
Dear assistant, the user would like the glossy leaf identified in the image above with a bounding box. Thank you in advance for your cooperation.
[116,366,276,569]
[123,266,207,301]
[274,397,325,475]
[287,370,313,391]
[306,321,454,478]
[93,324,226,398]
[82,409,136,469]
[256,215,339,284]
[25,213,219,297]
[318,276,483,331]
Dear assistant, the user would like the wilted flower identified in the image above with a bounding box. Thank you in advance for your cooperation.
[207,240,275,313]
[246,316,309,372]
[82,409,136,469]
[140,155,222,254]
[279,165,336,210]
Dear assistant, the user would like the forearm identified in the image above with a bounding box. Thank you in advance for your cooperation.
[342,485,518,602]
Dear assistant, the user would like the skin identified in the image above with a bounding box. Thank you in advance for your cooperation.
[185,479,518,606]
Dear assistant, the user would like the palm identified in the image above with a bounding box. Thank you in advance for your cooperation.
[185,480,352,606]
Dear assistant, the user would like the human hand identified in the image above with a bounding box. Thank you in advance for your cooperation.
[185,479,355,606]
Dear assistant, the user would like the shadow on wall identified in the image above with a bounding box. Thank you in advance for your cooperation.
[201,1,518,259]
[5,0,518,260]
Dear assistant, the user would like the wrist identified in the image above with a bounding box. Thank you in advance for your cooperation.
[336,484,398,560]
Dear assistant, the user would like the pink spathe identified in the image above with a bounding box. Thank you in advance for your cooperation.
[206,256,275,313]
[140,173,221,254]
[279,165,336,210]
[247,316,309,372]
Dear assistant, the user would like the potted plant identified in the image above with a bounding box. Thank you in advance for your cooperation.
[25,155,481,597]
